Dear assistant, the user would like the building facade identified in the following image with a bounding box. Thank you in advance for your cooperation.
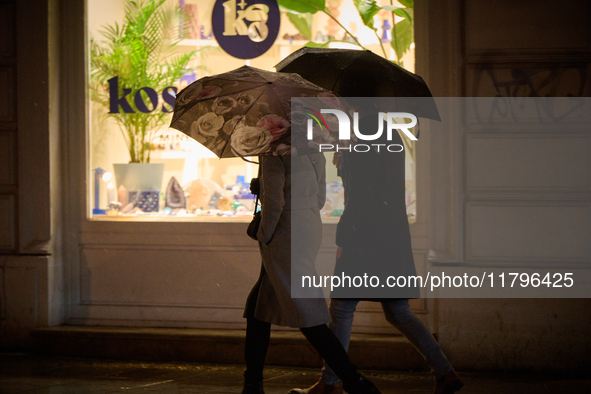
[1,0,590,371]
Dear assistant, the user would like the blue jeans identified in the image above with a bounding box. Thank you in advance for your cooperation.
[321,299,453,384]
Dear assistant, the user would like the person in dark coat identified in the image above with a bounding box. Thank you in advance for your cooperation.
[242,153,381,394]
[289,109,462,394]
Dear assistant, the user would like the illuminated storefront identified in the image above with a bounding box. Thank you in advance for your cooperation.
[87,0,417,222]
[73,0,424,331]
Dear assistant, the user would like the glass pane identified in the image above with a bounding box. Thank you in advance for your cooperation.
[87,0,416,222]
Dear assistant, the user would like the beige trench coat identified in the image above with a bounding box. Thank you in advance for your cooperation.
[244,153,330,328]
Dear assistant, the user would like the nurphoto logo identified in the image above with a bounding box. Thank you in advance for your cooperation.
[306,109,418,153]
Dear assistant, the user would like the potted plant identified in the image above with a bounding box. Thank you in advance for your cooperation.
[90,0,208,210]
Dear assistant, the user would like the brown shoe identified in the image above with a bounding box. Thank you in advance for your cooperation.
[289,380,343,394]
[434,371,463,394]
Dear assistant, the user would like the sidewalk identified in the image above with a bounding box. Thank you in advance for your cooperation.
[1,353,590,393]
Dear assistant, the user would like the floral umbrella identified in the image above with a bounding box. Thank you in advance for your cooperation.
[169,65,336,158]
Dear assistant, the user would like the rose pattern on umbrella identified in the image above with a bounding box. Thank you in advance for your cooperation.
[236,93,255,109]
[223,115,245,135]
[174,83,202,107]
[198,85,222,99]
[191,112,225,141]
[175,83,223,108]
[230,125,273,156]
[213,96,237,115]
[257,114,290,142]
[256,102,272,117]
[208,133,231,157]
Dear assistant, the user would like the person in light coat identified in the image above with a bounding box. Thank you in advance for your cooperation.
[242,152,381,394]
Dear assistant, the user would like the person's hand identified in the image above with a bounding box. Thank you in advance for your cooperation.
[332,152,342,169]
[336,246,343,260]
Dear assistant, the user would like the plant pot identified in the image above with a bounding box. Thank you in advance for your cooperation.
[113,163,165,212]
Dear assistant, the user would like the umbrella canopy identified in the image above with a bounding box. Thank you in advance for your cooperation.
[275,47,440,121]
[170,65,335,158]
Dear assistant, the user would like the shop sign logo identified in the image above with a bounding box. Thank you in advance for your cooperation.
[212,0,280,59]
[108,76,177,114]
[223,0,269,42]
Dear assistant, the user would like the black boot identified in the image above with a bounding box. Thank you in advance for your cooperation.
[242,380,264,394]
[342,374,381,394]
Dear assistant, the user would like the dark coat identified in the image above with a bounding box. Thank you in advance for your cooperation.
[331,115,420,300]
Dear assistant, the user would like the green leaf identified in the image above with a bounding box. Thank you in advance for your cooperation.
[398,0,413,8]
[382,6,413,22]
[391,18,413,61]
[286,12,312,39]
[393,7,413,22]
[353,0,381,30]
[304,41,329,48]
[277,0,325,14]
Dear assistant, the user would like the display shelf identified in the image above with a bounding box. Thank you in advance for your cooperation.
[179,38,218,47]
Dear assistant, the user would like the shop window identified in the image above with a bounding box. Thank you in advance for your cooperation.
[88,0,416,222]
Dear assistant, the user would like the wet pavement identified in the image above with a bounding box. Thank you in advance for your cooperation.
[1,353,590,393]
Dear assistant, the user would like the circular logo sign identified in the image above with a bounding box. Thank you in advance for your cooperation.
[212,0,280,59]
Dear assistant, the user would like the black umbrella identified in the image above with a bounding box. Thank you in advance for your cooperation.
[275,47,440,121]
